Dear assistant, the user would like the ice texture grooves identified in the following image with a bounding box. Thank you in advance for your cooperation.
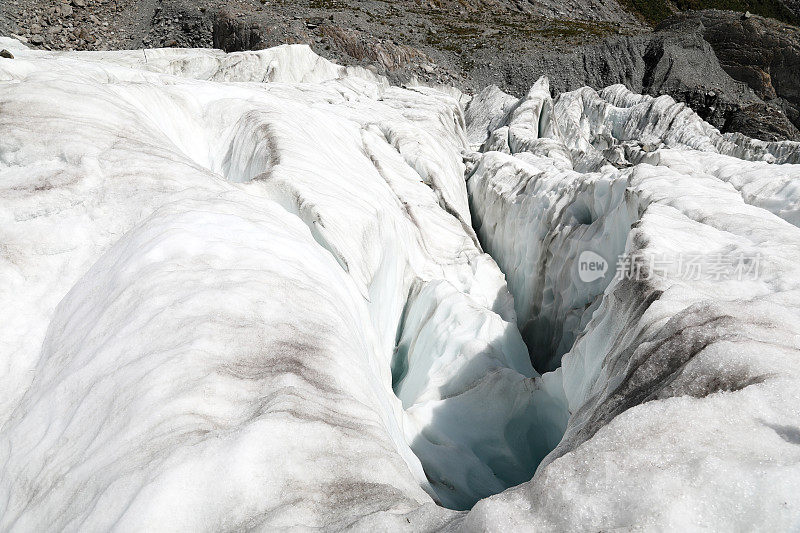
[2,38,800,531]
[461,78,800,530]
[0,41,563,528]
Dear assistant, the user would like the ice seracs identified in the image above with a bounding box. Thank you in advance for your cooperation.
[1,37,800,531]
[460,76,800,530]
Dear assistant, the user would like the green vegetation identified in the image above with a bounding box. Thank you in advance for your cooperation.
[308,0,350,9]
[620,0,800,26]
[535,19,619,39]
[674,0,800,25]
[417,8,620,53]
[618,0,673,25]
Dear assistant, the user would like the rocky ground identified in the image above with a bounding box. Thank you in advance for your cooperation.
[660,10,800,139]
[1,0,799,141]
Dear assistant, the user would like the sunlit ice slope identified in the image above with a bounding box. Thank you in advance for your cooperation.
[1,36,800,531]
[460,78,800,530]
[0,38,562,529]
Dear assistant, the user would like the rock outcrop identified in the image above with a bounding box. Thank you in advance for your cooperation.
[660,10,800,137]
[1,0,799,140]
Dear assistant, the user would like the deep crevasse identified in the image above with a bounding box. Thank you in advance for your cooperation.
[1,37,800,532]
[459,77,800,530]
[0,38,566,529]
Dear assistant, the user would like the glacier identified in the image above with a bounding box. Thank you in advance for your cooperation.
[1,36,799,531]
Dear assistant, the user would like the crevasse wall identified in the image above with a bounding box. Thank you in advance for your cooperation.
[458,77,800,531]
[2,38,800,531]
[0,40,566,528]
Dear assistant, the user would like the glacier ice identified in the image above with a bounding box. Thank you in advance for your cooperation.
[1,37,800,531]
[0,39,560,526]
[460,77,800,530]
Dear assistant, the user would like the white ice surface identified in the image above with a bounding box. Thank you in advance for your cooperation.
[0,42,559,528]
[2,40,800,531]
[460,79,800,531]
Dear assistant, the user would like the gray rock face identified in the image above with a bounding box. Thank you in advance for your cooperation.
[1,0,799,140]
[487,25,799,140]
[554,14,800,140]
[207,5,800,141]
[212,8,308,53]
[660,10,800,137]
[207,0,643,88]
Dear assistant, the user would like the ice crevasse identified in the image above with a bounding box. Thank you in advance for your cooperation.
[0,38,799,531]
